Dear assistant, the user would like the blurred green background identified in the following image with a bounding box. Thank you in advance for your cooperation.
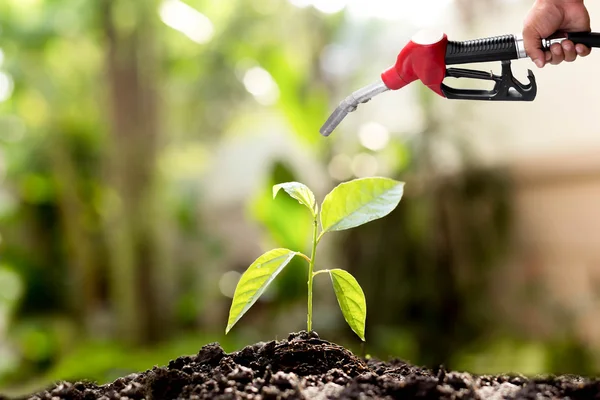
[2,0,600,396]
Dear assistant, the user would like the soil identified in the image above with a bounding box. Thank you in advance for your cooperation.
[12,331,600,400]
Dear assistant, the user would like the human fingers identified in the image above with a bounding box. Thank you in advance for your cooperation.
[523,23,547,68]
[561,40,577,62]
[548,42,565,65]
[575,43,591,57]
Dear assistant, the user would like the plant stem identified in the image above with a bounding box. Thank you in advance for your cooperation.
[307,217,318,332]
[298,253,311,263]
[316,231,325,244]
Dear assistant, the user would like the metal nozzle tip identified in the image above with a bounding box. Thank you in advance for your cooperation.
[319,126,332,137]
[318,79,389,138]
[319,107,348,136]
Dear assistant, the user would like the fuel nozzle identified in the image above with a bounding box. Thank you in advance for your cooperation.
[320,28,600,137]
[320,29,448,137]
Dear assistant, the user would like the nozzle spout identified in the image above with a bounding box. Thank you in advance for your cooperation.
[320,80,389,136]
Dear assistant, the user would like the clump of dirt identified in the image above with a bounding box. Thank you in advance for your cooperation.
[15,331,600,399]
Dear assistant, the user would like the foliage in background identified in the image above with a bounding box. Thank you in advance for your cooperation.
[0,0,340,389]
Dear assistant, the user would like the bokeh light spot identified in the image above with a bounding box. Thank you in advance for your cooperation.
[219,271,241,298]
[328,153,353,181]
[243,67,280,106]
[358,122,390,151]
[320,44,357,79]
[0,72,14,103]
[0,116,26,143]
[352,153,378,177]
[0,266,22,304]
[159,0,214,44]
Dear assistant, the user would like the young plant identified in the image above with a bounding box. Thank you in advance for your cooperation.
[225,177,405,341]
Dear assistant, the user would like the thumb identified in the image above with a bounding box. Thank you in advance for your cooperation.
[522,24,546,68]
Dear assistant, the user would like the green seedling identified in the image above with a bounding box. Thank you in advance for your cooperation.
[225,177,405,341]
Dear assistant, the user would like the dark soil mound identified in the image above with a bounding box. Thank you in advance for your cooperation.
[16,331,600,399]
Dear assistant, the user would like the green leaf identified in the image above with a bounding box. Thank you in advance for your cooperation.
[320,177,404,233]
[329,269,367,341]
[273,181,317,216]
[226,248,297,334]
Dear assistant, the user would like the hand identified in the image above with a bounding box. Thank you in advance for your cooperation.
[523,0,592,67]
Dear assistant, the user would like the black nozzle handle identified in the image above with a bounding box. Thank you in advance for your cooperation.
[444,34,519,65]
[543,31,600,50]
[444,31,600,66]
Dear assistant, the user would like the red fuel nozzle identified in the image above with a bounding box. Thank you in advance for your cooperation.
[381,30,448,97]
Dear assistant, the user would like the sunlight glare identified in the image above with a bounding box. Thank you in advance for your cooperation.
[243,67,280,106]
[346,0,454,23]
[313,0,346,14]
[288,0,453,23]
[159,0,214,44]
[288,0,312,8]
